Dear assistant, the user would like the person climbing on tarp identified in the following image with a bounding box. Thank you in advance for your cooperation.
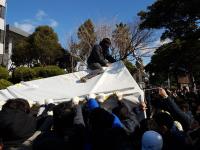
[80,38,116,82]
[87,38,116,70]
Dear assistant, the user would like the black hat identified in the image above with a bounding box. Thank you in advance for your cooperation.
[101,38,111,45]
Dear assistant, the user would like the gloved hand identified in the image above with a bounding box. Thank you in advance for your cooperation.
[45,99,54,105]
[27,100,35,108]
[72,96,80,105]
[96,93,106,103]
[36,100,45,106]
[114,91,123,101]
[87,93,96,100]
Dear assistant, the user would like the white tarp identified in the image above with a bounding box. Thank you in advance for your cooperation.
[0,61,144,104]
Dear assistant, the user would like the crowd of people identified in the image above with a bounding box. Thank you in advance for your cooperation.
[0,87,199,150]
[0,38,199,150]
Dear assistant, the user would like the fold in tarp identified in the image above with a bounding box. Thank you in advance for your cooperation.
[0,89,15,101]
[0,61,144,104]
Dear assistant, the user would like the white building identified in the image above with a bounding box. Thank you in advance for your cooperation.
[0,0,6,63]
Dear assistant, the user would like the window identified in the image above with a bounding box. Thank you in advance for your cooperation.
[0,5,5,19]
[0,29,5,43]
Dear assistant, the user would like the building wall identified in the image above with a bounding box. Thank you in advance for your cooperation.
[4,25,30,69]
[0,0,6,56]
[0,0,30,69]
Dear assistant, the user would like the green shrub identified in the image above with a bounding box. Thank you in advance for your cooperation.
[0,79,13,89]
[12,67,36,83]
[0,67,9,80]
[33,67,43,77]
[32,77,43,80]
[34,66,65,78]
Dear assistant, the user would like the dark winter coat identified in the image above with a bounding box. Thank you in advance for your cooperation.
[159,97,192,130]
[87,45,116,66]
[0,108,37,148]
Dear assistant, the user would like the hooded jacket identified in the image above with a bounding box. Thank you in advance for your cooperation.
[87,45,116,66]
[0,108,37,148]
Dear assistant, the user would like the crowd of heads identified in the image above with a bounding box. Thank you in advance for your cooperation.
[0,87,199,150]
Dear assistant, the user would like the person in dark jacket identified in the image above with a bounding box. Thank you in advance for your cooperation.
[53,100,85,150]
[0,98,37,149]
[147,88,193,150]
[87,38,116,70]
[154,112,192,150]
[83,95,137,150]
[33,98,85,150]
[158,88,192,131]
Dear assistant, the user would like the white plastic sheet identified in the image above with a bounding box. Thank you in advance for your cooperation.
[0,61,144,104]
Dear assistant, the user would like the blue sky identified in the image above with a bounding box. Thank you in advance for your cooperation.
[6,0,158,63]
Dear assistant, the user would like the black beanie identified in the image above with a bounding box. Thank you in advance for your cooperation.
[101,38,111,45]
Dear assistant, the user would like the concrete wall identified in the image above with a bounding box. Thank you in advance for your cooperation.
[0,18,4,30]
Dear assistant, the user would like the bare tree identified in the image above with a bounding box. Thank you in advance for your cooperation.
[95,18,117,42]
[112,22,132,60]
[66,18,154,72]
[95,18,154,61]
[119,20,154,61]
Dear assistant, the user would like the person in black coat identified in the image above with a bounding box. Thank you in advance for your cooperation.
[0,98,37,149]
[87,38,116,70]
[84,96,137,150]
[33,97,85,150]
[150,88,193,150]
